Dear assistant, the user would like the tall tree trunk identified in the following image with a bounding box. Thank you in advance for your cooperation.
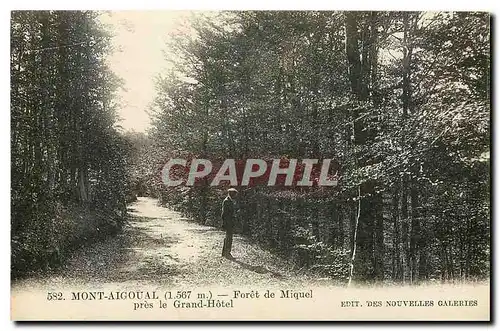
[410,181,420,283]
[78,166,89,203]
[400,11,415,284]
[348,186,362,286]
[345,11,382,284]
[392,186,402,281]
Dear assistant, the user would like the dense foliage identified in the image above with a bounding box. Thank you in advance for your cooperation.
[148,11,490,284]
[11,11,129,277]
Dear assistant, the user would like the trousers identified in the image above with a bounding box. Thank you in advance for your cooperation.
[222,227,233,256]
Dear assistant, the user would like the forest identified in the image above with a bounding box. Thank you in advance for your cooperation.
[146,11,491,284]
[11,11,131,277]
[11,11,490,285]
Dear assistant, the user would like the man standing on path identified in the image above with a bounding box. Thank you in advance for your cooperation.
[221,188,238,259]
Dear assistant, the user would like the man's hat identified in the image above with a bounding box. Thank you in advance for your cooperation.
[228,188,238,193]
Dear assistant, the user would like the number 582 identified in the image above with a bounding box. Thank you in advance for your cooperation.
[46,292,64,300]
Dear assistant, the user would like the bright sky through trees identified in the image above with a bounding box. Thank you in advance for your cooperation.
[100,11,194,132]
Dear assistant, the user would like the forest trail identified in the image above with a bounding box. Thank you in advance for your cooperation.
[11,198,490,321]
[12,197,320,292]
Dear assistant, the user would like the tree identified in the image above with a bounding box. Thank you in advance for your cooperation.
[11,10,129,277]
[148,11,490,284]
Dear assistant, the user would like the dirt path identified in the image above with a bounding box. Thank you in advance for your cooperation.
[12,197,319,292]
[11,197,490,321]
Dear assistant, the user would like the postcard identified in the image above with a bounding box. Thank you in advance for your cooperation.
[10,10,490,321]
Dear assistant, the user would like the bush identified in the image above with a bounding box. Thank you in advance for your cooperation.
[11,202,125,279]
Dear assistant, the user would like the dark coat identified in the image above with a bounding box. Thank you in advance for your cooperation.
[221,196,236,230]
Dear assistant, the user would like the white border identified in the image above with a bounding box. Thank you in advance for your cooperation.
[2,0,497,330]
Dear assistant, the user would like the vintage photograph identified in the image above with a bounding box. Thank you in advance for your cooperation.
[10,10,490,321]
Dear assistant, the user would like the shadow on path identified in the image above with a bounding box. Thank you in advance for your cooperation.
[231,258,284,279]
[12,197,298,289]
[54,213,182,283]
